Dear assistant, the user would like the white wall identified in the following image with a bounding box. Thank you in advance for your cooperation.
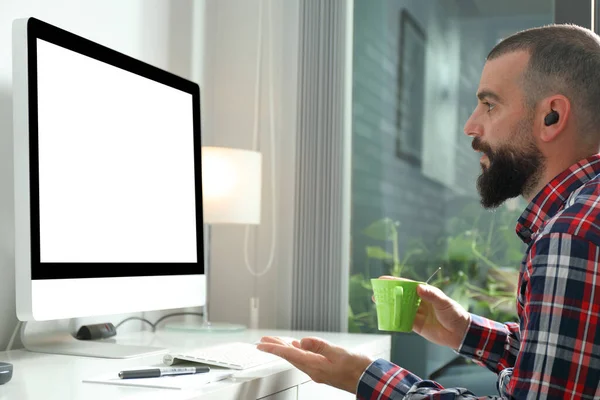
[0,0,300,350]
[200,0,299,330]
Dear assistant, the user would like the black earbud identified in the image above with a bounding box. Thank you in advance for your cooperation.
[544,110,559,126]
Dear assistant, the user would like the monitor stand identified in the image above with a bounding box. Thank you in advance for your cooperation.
[20,320,167,359]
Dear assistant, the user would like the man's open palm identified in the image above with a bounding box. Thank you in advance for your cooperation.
[256,336,373,394]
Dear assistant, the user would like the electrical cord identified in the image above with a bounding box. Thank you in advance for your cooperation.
[114,312,204,332]
[152,312,203,329]
[5,312,204,351]
[244,0,277,278]
[113,316,155,331]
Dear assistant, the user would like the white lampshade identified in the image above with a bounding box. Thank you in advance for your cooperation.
[201,146,262,225]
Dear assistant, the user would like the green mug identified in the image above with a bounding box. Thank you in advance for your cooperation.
[371,278,424,332]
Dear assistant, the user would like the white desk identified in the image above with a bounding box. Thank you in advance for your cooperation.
[0,328,391,400]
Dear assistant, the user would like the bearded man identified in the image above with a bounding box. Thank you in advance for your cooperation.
[259,24,600,399]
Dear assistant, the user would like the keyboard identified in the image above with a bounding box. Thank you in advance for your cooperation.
[162,341,283,370]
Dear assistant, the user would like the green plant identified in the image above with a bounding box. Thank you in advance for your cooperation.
[363,218,425,277]
[348,201,525,333]
[348,273,377,332]
[431,200,524,322]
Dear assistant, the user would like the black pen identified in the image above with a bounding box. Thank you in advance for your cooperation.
[118,366,210,379]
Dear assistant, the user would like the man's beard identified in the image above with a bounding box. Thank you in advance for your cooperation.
[473,120,545,209]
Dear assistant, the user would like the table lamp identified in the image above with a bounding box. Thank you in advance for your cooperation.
[166,146,262,332]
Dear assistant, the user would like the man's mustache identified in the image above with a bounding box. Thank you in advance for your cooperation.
[472,138,492,155]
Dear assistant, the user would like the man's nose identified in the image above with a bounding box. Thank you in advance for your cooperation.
[463,111,482,138]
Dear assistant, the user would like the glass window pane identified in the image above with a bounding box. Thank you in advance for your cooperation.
[349,0,554,385]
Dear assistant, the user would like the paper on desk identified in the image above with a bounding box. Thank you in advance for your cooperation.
[83,369,234,390]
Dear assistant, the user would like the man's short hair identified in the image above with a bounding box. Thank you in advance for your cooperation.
[488,24,600,137]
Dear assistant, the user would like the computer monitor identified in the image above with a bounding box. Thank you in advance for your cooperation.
[11,17,205,358]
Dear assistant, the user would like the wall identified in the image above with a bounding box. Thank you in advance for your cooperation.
[200,0,300,330]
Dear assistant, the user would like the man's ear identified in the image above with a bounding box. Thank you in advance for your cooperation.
[539,95,570,142]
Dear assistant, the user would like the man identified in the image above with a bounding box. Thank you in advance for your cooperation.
[257,23,600,399]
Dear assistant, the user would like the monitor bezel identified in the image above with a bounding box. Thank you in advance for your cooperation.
[23,17,204,280]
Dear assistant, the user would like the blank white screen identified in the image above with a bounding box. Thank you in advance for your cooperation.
[36,39,197,263]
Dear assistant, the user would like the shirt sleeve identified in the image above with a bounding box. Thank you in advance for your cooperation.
[356,359,499,399]
[457,314,520,374]
[356,232,600,399]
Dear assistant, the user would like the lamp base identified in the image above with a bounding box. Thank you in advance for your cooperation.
[164,321,246,333]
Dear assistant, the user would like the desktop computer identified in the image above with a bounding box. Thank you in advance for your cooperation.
[11,17,205,358]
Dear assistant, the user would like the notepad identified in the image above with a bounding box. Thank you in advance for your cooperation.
[83,368,234,390]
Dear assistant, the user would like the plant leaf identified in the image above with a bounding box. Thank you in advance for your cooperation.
[366,246,393,261]
[363,218,399,241]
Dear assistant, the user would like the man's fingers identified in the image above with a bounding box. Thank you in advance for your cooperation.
[259,336,302,349]
[412,311,426,333]
[299,337,342,360]
[259,336,341,362]
[259,336,288,345]
[256,342,293,358]
[417,284,453,311]
[257,342,323,366]
[299,337,325,353]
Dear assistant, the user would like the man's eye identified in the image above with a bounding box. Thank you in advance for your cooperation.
[484,102,495,112]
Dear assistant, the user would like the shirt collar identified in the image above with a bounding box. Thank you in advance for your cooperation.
[516,154,600,243]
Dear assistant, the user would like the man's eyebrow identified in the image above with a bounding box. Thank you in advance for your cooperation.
[476,90,502,103]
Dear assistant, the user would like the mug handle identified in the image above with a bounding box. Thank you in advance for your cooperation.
[394,286,403,328]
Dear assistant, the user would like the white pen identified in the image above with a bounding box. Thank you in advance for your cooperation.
[118,366,210,379]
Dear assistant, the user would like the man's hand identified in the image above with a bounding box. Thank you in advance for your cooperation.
[413,282,471,350]
[256,336,373,394]
[377,276,471,350]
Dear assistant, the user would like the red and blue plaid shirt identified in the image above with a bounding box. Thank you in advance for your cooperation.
[357,155,600,399]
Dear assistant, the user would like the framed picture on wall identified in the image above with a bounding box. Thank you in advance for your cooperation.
[396,9,427,166]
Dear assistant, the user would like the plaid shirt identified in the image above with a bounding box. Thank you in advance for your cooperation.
[357,155,600,399]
